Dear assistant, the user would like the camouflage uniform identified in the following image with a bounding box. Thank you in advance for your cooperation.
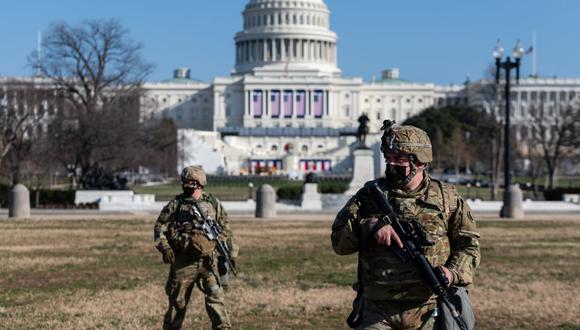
[154,167,237,330]
[331,122,480,330]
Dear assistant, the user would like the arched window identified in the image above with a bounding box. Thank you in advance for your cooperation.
[302,145,308,153]
[271,145,278,152]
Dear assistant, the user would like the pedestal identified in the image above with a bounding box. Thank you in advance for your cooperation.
[346,148,375,195]
[301,183,322,210]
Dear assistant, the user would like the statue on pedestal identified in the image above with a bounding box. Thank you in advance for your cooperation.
[356,113,370,149]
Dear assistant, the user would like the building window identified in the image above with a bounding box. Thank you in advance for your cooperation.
[302,145,308,153]
[271,145,278,152]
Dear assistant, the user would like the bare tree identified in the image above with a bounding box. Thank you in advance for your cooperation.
[468,65,504,200]
[30,19,153,188]
[516,131,545,198]
[0,79,46,179]
[528,100,580,189]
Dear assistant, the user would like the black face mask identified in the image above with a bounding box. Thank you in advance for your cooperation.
[182,186,196,196]
[385,163,409,187]
[182,181,200,196]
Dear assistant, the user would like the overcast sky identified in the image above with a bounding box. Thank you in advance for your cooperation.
[1,0,579,84]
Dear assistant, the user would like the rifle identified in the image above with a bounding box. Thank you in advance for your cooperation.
[192,202,237,276]
[369,181,467,330]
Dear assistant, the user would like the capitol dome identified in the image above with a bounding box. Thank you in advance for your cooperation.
[233,0,340,77]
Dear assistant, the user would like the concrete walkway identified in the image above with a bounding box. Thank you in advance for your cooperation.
[1,201,579,222]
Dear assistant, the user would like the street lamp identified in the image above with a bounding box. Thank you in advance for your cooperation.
[248,182,254,200]
[494,39,525,218]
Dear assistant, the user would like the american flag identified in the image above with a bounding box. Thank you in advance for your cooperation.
[253,91,263,117]
[313,90,324,118]
[271,91,280,117]
[284,91,293,117]
[296,91,306,117]
[525,46,534,55]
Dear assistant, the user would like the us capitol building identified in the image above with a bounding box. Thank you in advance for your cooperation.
[139,0,580,176]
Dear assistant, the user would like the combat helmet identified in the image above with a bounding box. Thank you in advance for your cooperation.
[181,165,207,187]
[380,120,432,187]
[380,120,432,163]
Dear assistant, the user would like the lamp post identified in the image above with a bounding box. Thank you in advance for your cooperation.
[494,40,525,218]
[248,182,254,200]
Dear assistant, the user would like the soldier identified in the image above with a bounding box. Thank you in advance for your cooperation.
[154,165,237,330]
[331,120,480,330]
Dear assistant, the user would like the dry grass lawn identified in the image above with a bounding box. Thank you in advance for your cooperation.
[0,216,579,329]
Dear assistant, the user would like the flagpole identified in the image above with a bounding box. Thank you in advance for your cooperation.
[37,31,42,77]
[532,31,537,77]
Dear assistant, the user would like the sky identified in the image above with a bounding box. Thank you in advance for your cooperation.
[1,0,579,85]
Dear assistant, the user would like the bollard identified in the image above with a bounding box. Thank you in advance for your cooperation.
[500,185,524,219]
[255,184,277,218]
[9,184,31,218]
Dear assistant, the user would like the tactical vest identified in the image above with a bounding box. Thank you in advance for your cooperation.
[166,195,219,258]
[358,177,458,302]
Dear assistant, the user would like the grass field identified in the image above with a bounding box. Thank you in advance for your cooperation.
[0,216,579,329]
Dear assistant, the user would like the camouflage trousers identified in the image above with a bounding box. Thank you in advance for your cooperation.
[163,256,231,330]
[356,299,438,330]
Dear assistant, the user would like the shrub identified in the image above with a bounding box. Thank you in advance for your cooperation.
[544,188,580,201]
[318,181,348,194]
[276,184,303,200]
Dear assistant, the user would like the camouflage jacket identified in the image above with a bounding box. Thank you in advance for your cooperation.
[154,192,237,259]
[331,174,480,302]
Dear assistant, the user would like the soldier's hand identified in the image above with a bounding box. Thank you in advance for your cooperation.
[440,266,454,285]
[372,220,403,249]
[162,248,175,264]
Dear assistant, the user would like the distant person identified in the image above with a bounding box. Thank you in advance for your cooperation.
[154,165,237,330]
[331,120,480,329]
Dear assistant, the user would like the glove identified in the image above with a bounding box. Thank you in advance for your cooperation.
[217,256,228,275]
[161,248,175,264]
